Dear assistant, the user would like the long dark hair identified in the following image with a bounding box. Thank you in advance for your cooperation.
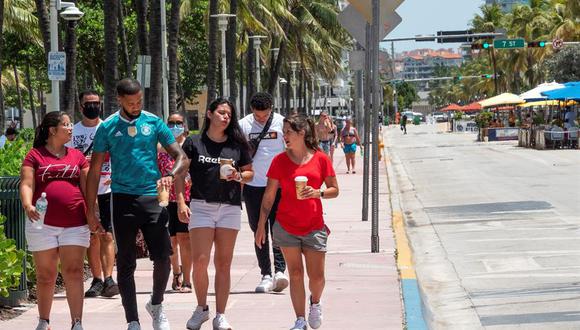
[284,114,319,151]
[202,98,249,150]
[33,111,69,149]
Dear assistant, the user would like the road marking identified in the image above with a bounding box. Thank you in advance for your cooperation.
[393,211,427,329]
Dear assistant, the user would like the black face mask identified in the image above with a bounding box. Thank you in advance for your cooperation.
[82,103,101,119]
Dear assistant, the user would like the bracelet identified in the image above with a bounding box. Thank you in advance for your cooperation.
[164,173,175,179]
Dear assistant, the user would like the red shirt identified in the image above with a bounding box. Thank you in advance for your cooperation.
[267,151,336,235]
[22,147,88,227]
[157,152,191,202]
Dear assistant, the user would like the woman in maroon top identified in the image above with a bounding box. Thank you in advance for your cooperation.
[19,111,90,330]
[256,114,339,330]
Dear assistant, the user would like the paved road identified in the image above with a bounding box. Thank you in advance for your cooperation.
[1,151,403,330]
[386,123,580,329]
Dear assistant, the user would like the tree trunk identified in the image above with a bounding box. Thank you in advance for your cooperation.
[135,0,149,54]
[25,61,38,128]
[285,75,291,115]
[226,0,238,105]
[34,0,51,56]
[118,3,131,78]
[104,0,119,116]
[267,40,286,94]
[239,51,244,117]
[63,20,78,117]
[0,0,5,133]
[206,0,219,104]
[246,41,255,114]
[13,65,25,127]
[168,0,181,114]
[149,0,162,116]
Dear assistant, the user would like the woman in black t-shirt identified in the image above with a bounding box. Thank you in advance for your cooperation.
[176,98,253,330]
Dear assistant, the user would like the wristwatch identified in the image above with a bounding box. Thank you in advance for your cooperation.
[164,173,175,179]
[319,189,325,198]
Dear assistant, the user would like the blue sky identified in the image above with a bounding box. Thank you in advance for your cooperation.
[383,0,484,52]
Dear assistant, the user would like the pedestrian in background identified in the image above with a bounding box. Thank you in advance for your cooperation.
[157,112,193,293]
[340,117,361,174]
[315,111,333,156]
[177,98,254,330]
[401,114,408,134]
[86,78,188,330]
[67,90,119,299]
[256,113,339,330]
[239,92,288,294]
[20,111,90,330]
[0,126,18,148]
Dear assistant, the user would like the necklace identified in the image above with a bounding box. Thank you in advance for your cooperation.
[46,145,66,158]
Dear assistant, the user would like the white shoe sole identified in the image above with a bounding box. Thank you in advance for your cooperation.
[273,277,289,292]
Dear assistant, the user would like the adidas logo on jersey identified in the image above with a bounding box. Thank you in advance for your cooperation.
[114,131,123,137]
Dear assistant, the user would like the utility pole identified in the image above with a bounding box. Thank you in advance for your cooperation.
[371,0,380,252]
[160,0,169,120]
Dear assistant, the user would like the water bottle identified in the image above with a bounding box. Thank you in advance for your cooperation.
[33,192,48,229]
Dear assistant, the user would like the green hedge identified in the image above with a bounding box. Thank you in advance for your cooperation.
[0,215,25,297]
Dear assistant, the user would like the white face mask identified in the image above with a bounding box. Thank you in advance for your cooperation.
[170,126,185,137]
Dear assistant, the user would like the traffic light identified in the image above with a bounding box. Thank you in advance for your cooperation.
[471,42,491,50]
[481,74,493,79]
[527,41,546,48]
[453,76,463,82]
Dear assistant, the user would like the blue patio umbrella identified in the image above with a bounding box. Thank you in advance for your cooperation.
[541,82,580,100]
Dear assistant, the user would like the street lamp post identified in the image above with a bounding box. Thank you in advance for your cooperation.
[49,0,84,112]
[270,48,279,109]
[211,14,236,99]
[160,0,169,120]
[279,78,287,114]
[249,36,267,92]
[290,61,299,111]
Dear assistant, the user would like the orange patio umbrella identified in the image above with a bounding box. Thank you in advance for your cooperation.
[440,103,462,112]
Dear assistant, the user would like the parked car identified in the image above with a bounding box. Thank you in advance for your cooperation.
[432,112,447,122]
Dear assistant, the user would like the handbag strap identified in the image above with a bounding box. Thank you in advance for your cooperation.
[251,113,274,157]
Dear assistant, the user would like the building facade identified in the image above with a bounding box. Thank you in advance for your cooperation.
[485,0,530,12]
[398,48,463,91]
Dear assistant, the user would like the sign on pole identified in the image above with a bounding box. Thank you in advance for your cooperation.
[338,4,402,47]
[494,38,525,49]
[48,51,66,81]
[552,38,564,50]
[136,55,152,88]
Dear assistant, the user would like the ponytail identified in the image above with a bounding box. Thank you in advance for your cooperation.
[33,111,68,149]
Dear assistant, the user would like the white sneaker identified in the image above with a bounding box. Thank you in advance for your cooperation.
[308,298,323,329]
[186,305,210,330]
[145,299,171,330]
[35,319,51,330]
[127,321,141,330]
[212,314,233,330]
[290,317,308,330]
[273,271,289,292]
[255,275,273,293]
[71,320,83,330]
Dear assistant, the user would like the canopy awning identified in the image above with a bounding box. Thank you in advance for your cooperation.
[478,93,525,108]
[519,82,565,101]
[460,101,483,112]
[520,100,577,107]
[440,103,462,112]
[541,82,580,101]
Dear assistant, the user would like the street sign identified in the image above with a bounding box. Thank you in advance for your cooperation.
[48,51,66,81]
[552,38,564,50]
[136,55,152,88]
[349,50,365,71]
[348,0,404,23]
[493,38,525,49]
[338,4,402,47]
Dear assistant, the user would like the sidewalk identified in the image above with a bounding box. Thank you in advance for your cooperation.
[1,150,403,330]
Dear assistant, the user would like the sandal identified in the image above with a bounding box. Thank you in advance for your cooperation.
[179,283,192,293]
[172,272,182,291]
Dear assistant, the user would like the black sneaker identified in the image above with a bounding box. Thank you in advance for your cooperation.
[101,276,119,297]
[84,278,104,297]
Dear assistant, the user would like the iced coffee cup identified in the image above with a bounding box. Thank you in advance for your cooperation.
[157,184,169,207]
[220,158,234,180]
[295,176,308,200]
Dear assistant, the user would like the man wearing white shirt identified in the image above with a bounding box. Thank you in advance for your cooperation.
[67,90,119,298]
[239,92,288,293]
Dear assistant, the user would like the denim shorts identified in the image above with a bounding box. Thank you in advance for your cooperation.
[343,143,357,154]
[272,221,328,252]
[189,199,241,231]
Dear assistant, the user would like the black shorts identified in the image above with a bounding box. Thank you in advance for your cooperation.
[97,193,113,232]
[167,201,189,236]
[111,193,172,261]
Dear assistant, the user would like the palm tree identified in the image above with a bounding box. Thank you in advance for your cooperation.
[62,20,78,116]
[103,0,118,116]
[0,0,5,132]
[206,0,219,104]
[34,0,50,54]
[226,0,237,105]
[550,0,579,40]
[149,0,162,116]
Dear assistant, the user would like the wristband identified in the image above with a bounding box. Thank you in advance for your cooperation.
[164,173,175,179]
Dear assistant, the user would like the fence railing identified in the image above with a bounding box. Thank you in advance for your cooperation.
[0,176,27,306]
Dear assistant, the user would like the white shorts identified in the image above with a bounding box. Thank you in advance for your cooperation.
[188,199,241,231]
[25,221,90,252]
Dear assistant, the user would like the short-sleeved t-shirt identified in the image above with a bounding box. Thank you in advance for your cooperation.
[238,113,285,187]
[66,121,111,195]
[22,147,88,227]
[182,133,252,206]
[93,110,175,196]
[267,151,336,235]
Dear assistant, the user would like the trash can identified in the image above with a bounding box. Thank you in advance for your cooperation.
[0,176,27,306]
